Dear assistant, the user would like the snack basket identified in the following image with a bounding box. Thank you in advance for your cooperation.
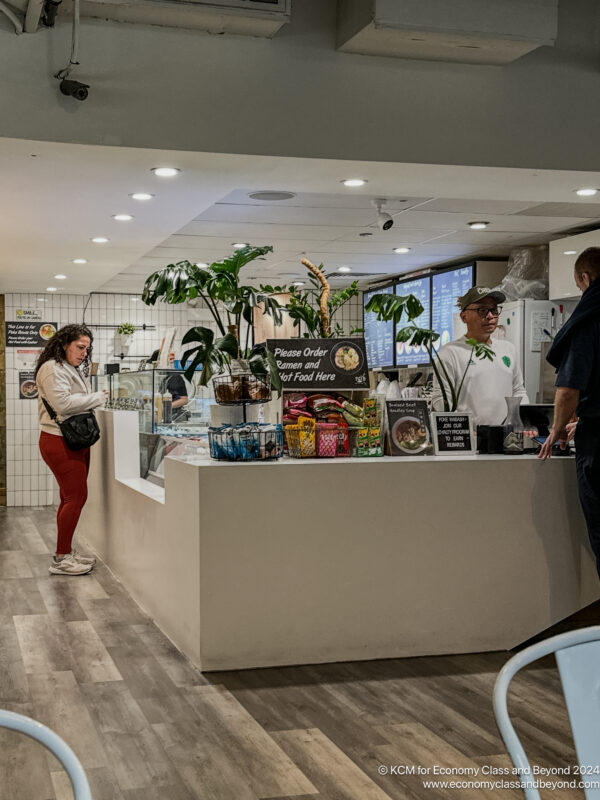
[209,424,283,462]
[212,374,271,405]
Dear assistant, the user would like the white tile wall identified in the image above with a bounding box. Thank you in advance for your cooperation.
[4,290,363,507]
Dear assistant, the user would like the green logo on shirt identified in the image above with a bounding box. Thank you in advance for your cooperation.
[502,355,511,367]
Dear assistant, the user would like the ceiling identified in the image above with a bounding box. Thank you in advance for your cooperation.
[2,137,600,297]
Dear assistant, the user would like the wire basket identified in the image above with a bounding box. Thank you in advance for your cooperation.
[212,374,271,405]
[209,425,283,461]
[285,422,349,459]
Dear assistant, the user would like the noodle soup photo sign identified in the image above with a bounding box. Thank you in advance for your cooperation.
[267,338,369,390]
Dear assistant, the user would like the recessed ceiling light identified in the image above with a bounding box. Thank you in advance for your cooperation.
[131,298,139,302]
[73,258,87,264]
[54,274,67,280]
[575,188,598,197]
[468,221,490,230]
[338,266,352,273]
[292,281,305,286]
[151,167,180,177]
[248,191,296,201]
[37,298,48,302]
[113,214,134,221]
[91,237,109,244]
[359,232,373,237]
[393,247,411,254]
[46,286,57,292]
[195,262,209,268]
[130,192,155,201]
[342,178,367,187]
[563,250,578,255]
[233,243,248,249]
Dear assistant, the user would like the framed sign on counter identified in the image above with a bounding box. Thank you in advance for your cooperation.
[431,412,475,455]
[386,400,434,457]
[267,338,369,390]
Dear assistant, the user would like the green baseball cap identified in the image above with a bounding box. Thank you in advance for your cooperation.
[457,286,506,311]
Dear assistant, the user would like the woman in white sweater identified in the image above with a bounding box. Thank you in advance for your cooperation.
[35,324,107,576]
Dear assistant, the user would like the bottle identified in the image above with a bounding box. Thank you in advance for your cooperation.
[163,390,173,424]
[155,394,163,426]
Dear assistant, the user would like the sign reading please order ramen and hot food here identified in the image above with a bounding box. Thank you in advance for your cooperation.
[267,338,369,390]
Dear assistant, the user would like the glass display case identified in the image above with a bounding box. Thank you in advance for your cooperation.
[92,369,213,487]
[92,369,213,435]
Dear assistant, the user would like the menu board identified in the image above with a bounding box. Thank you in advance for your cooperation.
[386,399,434,456]
[363,286,394,369]
[395,277,431,366]
[267,338,369,390]
[431,412,475,454]
[432,265,473,352]
[19,371,38,400]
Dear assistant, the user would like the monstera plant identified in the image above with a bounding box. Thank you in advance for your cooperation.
[365,292,494,411]
[142,245,283,393]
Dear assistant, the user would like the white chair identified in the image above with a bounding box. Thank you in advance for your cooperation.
[0,709,92,799]
[493,625,600,800]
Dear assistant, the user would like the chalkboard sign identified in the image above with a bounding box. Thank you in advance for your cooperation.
[386,399,433,457]
[267,338,369,390]
[6,321,57,347]
[431,412,475,455]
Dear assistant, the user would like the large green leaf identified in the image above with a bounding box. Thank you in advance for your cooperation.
[180,329,239,384]
[364,293,424,325]
[249,343,282,396]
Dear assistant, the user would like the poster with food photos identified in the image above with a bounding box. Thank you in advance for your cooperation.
[386,399,434,456]
[267,338,369,390]
[19,371,38,399]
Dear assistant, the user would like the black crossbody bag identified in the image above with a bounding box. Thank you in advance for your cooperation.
[42,397,101,451]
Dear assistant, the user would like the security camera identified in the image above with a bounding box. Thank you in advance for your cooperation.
[59,79,89,101]
[374,199,394,231]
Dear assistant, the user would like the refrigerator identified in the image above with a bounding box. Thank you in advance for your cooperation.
[497,300,558,403]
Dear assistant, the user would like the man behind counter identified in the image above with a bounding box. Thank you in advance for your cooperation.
[539,247,600,577]
[149,349,190,422]
[431,286,529,428]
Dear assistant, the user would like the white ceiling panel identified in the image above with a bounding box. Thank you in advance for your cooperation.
[211,189,432,211]
[389,210,588,233]
[176,220,355,241]
[418,198,537,215]
[196,203,379,228]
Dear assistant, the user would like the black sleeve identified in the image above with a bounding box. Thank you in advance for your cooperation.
[556,326,594,391]
[166,374,187,400]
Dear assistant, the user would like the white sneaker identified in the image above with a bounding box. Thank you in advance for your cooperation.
[49,554,92,576]
[71,548,96,566]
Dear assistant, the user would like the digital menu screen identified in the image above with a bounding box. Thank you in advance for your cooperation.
[431,265,474,353]
[363,285,395,369]
[396,277,431,366]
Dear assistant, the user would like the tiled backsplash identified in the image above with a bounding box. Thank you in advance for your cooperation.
[4,290,364,507]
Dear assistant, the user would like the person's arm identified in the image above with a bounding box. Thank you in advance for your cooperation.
[173,394,188,409]
[538,387,579,459]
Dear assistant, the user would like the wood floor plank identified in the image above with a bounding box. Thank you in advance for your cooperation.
[185,684,318,798]
[36,577,89,622]
[13,613,73,674]
[0,706,56,800]
[27,670,109,771]
[131,622,206,689]
[17,517,51,554]
[64,621,123,683]
[0,576,48,616]
[0,550,34,579]
[273,728,392,800]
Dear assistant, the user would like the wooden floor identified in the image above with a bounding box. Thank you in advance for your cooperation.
[1,506,598,800]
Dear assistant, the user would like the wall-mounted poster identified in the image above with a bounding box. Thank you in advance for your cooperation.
[6,321,57,347]
[19,371,38,400]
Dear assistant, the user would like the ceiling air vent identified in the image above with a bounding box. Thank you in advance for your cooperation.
[79,0,290,36]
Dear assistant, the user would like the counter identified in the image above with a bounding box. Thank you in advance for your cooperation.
[78,409,600,671]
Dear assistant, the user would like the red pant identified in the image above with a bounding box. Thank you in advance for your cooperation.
[39,432,90,555]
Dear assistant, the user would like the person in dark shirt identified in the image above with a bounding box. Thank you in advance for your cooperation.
[539,247,600,576]
[166,373,189,422]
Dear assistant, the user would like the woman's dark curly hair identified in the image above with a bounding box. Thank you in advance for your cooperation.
[35,324,94,377]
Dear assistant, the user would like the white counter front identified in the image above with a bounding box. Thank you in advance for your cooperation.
[78,410,600,671]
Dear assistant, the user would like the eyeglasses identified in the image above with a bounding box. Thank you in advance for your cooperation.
[464,305,502,318]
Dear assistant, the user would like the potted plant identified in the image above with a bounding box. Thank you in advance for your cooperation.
[364,292,494,411]
[116,322,136,350]
[263,258,364,338]
[142,245,283,398]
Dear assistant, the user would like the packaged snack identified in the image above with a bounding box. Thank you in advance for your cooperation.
[356,427,370,457]
[298,417,316,457]
[342,400,363,418]
[336,421,349,457]
[316,423,338,458]
[369,427,383,457]
[284,425,301,458]
[363,398,378,425]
